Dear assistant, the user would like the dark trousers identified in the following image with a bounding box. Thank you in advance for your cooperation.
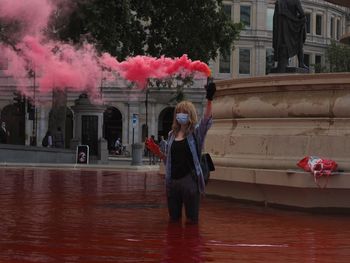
[167,173,200,223]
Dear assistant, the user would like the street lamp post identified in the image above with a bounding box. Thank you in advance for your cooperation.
[145,89,149,139]
[100,70,104,99]
[29,69,37,146]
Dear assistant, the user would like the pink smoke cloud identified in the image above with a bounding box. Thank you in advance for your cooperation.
[100,54,211,89]
[0,0,52,35]
[0,0,211,100]
[19,36,101,93]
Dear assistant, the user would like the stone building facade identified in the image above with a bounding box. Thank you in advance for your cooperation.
[211,0,350,80]
[0,69,206,155]
[0,0,348,156]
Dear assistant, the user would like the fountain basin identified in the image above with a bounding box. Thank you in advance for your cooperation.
[206,73,350,211]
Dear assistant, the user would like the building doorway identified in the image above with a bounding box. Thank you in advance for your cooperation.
[65,108,73,149]
[1,102,25,145]
[48,107,74,149]
[81,115,98,156]
[103,107,122,152]
[158,107,174,140]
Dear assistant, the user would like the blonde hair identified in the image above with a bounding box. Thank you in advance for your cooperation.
[171,101,198,136]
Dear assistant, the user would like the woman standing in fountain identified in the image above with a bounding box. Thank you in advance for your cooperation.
[160,81,216,224]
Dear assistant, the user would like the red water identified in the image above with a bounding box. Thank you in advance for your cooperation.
[0,168,350,263]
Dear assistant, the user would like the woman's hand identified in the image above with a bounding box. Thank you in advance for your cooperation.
[145,138,166,160]
[204,82,216,118]
[205,82,216,101]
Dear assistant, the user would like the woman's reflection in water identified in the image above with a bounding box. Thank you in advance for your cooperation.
[162,222,205,263]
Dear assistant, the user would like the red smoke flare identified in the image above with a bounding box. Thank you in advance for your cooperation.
[100,54,211,89]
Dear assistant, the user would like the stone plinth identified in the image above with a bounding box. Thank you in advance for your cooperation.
[325,0,350,8]
[206,73,350,211]
[269,66,309,74]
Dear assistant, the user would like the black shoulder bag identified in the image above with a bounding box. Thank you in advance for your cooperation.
[193,134,215,185]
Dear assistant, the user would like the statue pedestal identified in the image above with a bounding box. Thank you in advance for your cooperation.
[207,73,350,211]
[269,67,309,74]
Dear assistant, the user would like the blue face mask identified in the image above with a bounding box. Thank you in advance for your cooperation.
[176,113,189,125]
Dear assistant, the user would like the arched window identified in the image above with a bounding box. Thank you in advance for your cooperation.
[158,107,174,140]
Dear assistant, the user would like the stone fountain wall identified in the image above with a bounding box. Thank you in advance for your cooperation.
[206,73,350,210]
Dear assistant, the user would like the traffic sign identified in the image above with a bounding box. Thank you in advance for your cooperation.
[132,114,138,128]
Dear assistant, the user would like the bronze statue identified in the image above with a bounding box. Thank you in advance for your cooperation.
[273,0,307,73]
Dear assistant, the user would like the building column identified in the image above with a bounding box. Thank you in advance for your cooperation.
[150,101,157,139]
[37,106,50,144]
[255,41,266,76]
[122,103,129,146]
[127,101,140,144]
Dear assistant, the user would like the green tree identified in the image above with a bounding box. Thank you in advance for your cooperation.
[55,0,242,104]
[325,40,350,72]
[0,19,22,51]
[57,0,242,62]
[55,0,146,59]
